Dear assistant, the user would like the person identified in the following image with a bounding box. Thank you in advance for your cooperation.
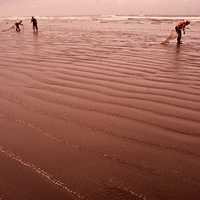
[15,20,23,32]
[175,20,190,44]
[31,17,38,32]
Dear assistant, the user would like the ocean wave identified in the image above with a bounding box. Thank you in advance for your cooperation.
[95,15,200,23]
[0,15,200,23]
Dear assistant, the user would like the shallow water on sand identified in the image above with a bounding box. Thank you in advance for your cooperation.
[0,18,200,200]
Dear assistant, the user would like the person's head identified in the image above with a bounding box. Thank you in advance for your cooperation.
[19,20,22,24]
[185,20,190,25]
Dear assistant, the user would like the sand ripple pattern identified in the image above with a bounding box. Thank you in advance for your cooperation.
[0,19,200,200]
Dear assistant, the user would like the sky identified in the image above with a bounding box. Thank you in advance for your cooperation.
[0,0,199,16]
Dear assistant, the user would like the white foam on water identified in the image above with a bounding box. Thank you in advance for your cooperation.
[0,145,87,200]
[0,15,200,22]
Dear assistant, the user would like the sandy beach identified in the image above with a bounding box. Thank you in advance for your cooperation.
[0,16,200,200]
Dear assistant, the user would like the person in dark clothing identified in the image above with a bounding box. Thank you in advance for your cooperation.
[31,17,38,32]
[175,20,190,44]
[15,20,23,32]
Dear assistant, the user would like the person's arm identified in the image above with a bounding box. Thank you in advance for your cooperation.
[183,23,186,34]
[183,28,185,34]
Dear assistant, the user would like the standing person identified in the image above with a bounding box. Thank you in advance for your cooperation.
[15,20,23,32]
[175,20,190,44]
[31,17,38,32]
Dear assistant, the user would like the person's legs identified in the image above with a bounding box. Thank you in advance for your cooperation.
[15,24,20,32]
[176,27,182,44]
[33,24,38,32]
[177,30,182,43]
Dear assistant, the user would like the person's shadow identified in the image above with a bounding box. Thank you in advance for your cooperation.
[33,31,39,39]
[33,31,39,55]
[171,43,182,71]
[176,43,181,54]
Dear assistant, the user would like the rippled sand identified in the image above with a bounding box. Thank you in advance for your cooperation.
[0,18,200,200]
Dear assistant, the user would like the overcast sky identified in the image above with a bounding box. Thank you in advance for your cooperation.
[0,0,199,16]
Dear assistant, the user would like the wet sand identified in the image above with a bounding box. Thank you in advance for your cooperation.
[0,18,200,200]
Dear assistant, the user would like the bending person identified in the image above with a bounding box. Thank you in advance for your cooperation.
[175,20,190,44]
[15,20,23,32]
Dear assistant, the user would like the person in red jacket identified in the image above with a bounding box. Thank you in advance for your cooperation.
[175,20,190,44]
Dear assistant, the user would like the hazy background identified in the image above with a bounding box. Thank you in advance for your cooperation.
[0,0,199,17]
